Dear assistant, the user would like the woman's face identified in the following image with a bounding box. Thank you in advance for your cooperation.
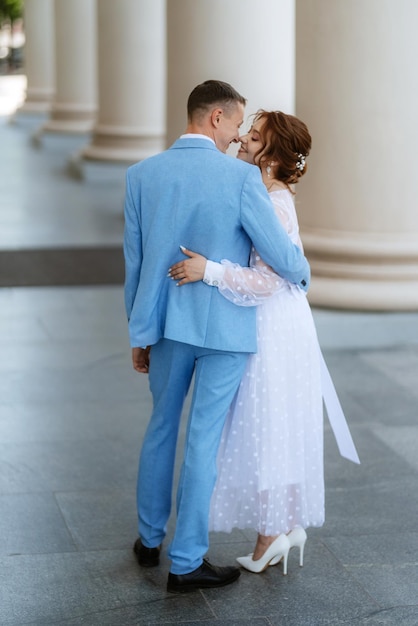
[237,117,266,166]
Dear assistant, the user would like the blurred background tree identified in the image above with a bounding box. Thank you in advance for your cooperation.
[0,0,24,72]
[0,0,23,24]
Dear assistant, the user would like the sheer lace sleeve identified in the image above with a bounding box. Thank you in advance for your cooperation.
[204,258,284,306]
[205,189,302,307]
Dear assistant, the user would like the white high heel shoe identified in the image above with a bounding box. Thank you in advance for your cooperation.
[270,527,307,567]
[236,534,290,574]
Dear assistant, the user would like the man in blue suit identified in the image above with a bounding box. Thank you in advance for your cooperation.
[124,80,310,593]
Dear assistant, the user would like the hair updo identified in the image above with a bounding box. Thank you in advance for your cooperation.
[253,110,312,188]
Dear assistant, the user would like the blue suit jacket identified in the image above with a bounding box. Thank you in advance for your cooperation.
[124,137,310,353]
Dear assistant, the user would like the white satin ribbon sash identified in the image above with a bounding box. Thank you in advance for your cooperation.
[319,349,360,464]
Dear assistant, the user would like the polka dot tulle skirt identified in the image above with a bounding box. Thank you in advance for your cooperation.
[209,286,324,535]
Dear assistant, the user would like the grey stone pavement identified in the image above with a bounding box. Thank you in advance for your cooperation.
[1,76,418,625]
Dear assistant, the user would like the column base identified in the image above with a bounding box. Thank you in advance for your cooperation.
[308,276,418,311]
[30,127,92,164]
[303,229,418,311]
[20,85,54,113]
[18,101,52,114]
[68,151,128,184]
[42,119,95,134]
[41,104,96,134]
[81,125,165,163]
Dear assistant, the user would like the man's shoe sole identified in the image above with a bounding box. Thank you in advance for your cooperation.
[167,570,240,594]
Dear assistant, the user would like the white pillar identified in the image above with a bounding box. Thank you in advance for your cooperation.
[296,0,418,310]
[42,0,97,134]
[166,0,295,147]
[19,0,55,114]
[81,0,166,163]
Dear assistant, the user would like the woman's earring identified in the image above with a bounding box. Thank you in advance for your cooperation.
[266,164,272,178]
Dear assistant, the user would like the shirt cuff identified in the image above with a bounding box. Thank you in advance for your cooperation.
[203,260,225,287]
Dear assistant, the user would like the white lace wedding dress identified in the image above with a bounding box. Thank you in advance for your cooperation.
[207,189,324,536]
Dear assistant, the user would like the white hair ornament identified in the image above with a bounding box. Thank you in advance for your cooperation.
[296,154,306,171]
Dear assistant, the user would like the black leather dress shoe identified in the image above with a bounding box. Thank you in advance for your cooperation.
[133,538,161,567]
[167,559,240,593]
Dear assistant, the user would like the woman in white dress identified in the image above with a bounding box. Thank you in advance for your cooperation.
[168,110,323,574]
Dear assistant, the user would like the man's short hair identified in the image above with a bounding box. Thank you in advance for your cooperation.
[187,80,246,121]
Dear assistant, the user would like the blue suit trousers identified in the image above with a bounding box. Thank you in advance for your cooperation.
[137,339,249,574]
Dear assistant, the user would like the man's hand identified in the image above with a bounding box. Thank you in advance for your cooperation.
[168,246,207,286]
[132,346,151,373]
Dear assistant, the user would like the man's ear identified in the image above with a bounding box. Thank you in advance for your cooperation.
[210,108,223,128]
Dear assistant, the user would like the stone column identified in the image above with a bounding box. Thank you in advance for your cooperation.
[81,0,166,163]
[42,0,97,134]
[296,0,418,310]
[166,0,295,147]
[19,0,55,114]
